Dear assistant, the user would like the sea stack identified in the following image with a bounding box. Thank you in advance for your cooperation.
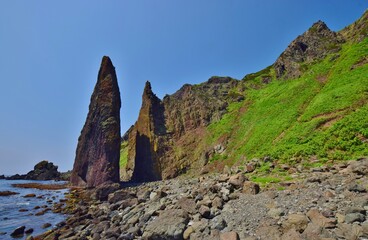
[125,81,165,182]
[70,56,121,187]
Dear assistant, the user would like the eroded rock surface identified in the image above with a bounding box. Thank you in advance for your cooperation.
[70,56,121,187]
[274,20,345,79]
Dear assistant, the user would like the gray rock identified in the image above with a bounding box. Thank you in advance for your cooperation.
[210,216,226,230]
[142,209,189,239]
[345,213,366,223]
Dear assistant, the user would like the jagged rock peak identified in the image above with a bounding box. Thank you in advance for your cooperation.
[309,20,329,31]
[274,20,344,79]
[143,81,160,100]
[70,56,121,188]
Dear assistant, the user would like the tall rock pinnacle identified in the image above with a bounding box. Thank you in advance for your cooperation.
[70,56,121,187]
[125,81,165,182]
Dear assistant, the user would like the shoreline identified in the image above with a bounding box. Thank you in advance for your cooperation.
[33,158,368,239]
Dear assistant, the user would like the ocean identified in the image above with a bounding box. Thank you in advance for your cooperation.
[0,179,69,240]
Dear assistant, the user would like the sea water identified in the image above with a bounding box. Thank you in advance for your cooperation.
[0,179,68,239]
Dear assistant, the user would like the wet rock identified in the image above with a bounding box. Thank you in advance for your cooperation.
[23,193,36,198]
[0,191,19,196]
[10,226,25,238]
[71,56,121,187]
[42,223,52,229]
[24,228,34,234]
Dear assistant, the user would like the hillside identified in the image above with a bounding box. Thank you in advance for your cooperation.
[120,10,368,181]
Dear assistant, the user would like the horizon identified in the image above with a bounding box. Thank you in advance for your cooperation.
[0,1,367,175]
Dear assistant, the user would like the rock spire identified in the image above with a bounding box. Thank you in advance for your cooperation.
[70,56,121,187]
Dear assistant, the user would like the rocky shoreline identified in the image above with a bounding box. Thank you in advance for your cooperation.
[30,158,368,240]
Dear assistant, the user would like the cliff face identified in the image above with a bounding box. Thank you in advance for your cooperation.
[71,56,121,187]
[123,77,241,181]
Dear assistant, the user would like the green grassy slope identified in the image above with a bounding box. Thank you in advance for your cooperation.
[207,38,368,164]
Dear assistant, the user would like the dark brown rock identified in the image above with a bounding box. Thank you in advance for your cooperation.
[25,160,61,180]
[125,81,165,182]
[0,191,19,196]
[10,226,25,238]
[70,56,121,187]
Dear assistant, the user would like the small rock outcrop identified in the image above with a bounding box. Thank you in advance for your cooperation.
[4,160,61,181]
[341,10,368,42]
[70,56,121,187]
[274,20,345,79]
[24,160,60,180]
[125,81,165,182]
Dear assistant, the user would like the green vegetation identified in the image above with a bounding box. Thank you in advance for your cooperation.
[207,38,368,163]
[120,141,128,168]
[251,176,281,184]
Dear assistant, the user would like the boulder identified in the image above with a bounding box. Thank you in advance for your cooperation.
[228,173,246,189]
[242,181,260,194]
[142,209,189,239]
[282,214,309,233]
[70,56,121,187]
[10,226,25,238]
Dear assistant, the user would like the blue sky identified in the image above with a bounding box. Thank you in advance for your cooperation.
[0,1,367,174]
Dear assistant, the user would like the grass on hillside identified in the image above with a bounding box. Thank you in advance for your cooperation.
[207,38,368,163]
[120,141,128,168]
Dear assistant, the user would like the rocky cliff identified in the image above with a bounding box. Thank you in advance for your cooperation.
[71,56,121,187]
[273,20,345,79]
[122,11,368,182]
[122,77,242,181]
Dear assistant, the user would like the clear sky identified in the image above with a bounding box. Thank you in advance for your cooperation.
[0,1,366,175]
